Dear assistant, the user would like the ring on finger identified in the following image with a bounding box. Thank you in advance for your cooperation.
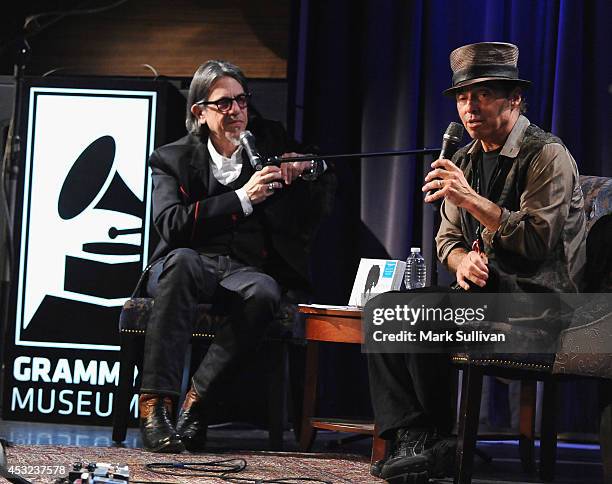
[268,183,274,191]
[437,179,442,189]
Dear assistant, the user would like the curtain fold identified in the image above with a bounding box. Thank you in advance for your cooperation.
[298,0,611,431]
[301,0,611,307]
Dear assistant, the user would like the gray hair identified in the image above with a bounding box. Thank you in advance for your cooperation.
[185,60,249,135]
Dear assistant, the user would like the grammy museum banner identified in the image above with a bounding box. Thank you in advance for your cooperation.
[3,78,165,424]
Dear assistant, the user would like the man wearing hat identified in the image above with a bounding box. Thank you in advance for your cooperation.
[368,42,586,482]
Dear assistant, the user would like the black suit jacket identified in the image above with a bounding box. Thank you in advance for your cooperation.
[147,117,335,291]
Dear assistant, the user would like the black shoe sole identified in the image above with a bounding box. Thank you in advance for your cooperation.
[146,440,185,453]
[385,470,429,484]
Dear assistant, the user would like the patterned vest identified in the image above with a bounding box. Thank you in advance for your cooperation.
[453,124,584,292]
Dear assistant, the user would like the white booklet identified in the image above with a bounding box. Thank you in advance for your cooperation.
[348,258,406,307]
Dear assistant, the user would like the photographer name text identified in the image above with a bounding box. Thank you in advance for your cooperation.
[372,329,505,342]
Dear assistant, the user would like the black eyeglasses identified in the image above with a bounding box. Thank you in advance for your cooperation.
[196,92,251,113]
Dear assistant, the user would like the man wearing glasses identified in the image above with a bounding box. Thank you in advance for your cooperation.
[138,60,333,452]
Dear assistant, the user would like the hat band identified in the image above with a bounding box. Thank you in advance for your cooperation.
[452,64,519,86]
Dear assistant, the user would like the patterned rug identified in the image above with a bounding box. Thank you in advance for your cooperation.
[3,445,381,483]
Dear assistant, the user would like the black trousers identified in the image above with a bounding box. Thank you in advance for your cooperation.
[367,287,454,440]
[368,352,453,440]
[140,248,281,399]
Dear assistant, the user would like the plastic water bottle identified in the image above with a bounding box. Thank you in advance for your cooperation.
[405,247,427,289]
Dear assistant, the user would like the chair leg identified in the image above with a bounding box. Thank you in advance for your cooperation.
[288,343,306,442]
[299,340,319,451]
[112,333,141,443]
[600,403,612,484]
[599,381,612,484]
[371,424,388,464]
[539,379,557,482]
[266,339,288,451]
[519,379,537,473]
[455,365,484,484]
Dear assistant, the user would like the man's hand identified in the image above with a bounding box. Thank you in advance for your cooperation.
[242,165,283,204]
[423,158,502,232]
[280,152,313,185]
[456,250,489,290]
[422,159,478,207]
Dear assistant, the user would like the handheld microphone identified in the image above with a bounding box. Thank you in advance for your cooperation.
[439,122,464,160]
[239,130,264,170]
[427,122,464,199]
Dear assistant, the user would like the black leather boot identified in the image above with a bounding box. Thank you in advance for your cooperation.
[139,394,185,453]
[176,386,208,452]
[380,429,455,483]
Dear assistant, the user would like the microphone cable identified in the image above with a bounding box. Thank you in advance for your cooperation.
[143,457,333,483]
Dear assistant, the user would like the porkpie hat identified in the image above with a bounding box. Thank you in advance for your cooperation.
[443,42,531,96]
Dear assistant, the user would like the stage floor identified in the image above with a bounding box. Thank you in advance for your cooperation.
[0,419,604,483]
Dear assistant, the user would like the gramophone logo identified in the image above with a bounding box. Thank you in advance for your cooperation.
[15,87,156,350]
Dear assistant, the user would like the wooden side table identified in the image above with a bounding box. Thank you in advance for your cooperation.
[298,305,387,463]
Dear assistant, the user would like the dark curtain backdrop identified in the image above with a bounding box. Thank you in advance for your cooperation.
[293,0,612,430]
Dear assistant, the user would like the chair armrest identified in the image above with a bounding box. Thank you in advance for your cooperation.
[553,294,612,378]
